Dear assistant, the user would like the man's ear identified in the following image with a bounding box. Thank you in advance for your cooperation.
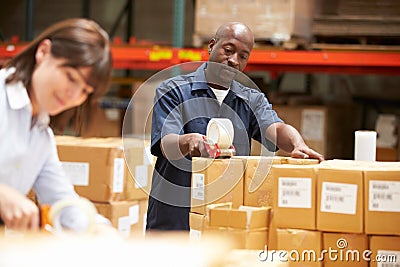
[208,38,216,54]
[35,39,52,64]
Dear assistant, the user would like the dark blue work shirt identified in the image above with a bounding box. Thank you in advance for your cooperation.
[146,63,283,231]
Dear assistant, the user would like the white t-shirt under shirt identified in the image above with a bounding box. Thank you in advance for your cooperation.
[210,86,229,105]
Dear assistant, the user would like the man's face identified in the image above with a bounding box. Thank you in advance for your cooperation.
[208,35,253,72]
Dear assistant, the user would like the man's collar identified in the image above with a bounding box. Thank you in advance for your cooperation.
[191,63,249,101]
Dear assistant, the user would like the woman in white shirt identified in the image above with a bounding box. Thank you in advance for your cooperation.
[0,18,112,232]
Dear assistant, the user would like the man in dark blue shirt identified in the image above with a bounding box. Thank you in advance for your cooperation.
[146,22,324,231]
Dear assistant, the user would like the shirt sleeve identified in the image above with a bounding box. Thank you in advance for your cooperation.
[249,91,283,152]
[150,81,184,157]
[33,129,79,206]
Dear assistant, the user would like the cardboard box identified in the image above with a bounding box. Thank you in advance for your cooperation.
[272,164,318,230]
[80,104,122,138]
[56,136,127,202]
[317,167,364,233]
[235,156,319,208]
[95,200,148,238]
[234,156,284,207]
[56,136,152,203]
[191,158,244,215]
[189,212,208,240]
[273,105,362,160]
[323,232,368,267]
[369,235,400,267]
[276,228,322,267]
[364,168,400,235]
[190,204,271,250]
[208,205,271,230]
[193,0,314,46]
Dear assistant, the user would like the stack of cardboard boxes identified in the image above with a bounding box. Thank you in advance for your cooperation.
[273,160,400,266]
[189,156,319,250]
[55,136,153,238]
[189,157,400,266]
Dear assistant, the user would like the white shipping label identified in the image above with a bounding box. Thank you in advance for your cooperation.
[143,147,153,165]
[278,177,312,208]
[192,173,205,200]
[61,162,90,186]
[142,214,147,237]
[301,109,324,141]
[113,158,124,193]
[321,182,358,214]
[135,165,148,189]
[377,250,400,267]
[190,229,202,241]
[129,204,139,225]
[369,180,400,212]
[118,216,131,239]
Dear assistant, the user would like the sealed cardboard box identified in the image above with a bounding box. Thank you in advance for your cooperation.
[56,136,127,202]
[276,228,322,267]
[323,232,368,267]
[189,212,208,240]
[369,235,400,267]
[56,136,152,203]
[234,156,284,207]
[317,167,364,233]
[272,164,318,230]
[208,205,271,230]
[193,0,314,47]
[95,199,148,238]
[364,167,400,235]
[124,139,154,201]
[274,105,362,160]
[191,158,244,215]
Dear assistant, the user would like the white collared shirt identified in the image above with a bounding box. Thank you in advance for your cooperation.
[0,68,78,205]
[0,68,113,230]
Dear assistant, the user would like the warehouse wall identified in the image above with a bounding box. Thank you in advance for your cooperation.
[0,0,195,46]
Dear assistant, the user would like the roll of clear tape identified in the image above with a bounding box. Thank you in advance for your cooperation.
[47,197,98,234]
[206,118,234,149]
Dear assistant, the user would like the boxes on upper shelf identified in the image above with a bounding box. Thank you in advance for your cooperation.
[193,0,314,47]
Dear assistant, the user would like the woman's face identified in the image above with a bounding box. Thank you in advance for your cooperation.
[30,39,94,116]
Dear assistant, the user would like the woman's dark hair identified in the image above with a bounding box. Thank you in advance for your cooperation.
[5,18,113,135]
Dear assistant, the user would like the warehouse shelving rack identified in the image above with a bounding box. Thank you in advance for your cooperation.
[1,43,399,76]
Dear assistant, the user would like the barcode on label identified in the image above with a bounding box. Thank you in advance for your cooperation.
[325,195,344,202]
[282,190,300,197]
[373,193,393,200]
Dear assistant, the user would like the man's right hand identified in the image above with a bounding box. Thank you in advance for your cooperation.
[161,133,208,160]
[0,184,40,231]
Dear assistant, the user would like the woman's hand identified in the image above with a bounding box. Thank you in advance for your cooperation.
[0,184,40,231]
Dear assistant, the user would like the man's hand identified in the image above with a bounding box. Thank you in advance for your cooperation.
[0,184,40,231]
[161,133,208,159]
[266,122,325,162]
[291,144,325,162]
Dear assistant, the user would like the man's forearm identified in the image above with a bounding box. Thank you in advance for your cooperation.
[265,122,305,153]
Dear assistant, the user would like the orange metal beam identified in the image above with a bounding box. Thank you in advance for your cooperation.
[1,43,399,75]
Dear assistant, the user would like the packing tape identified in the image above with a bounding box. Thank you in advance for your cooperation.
[206,118,234,149]
[47,197,97,234]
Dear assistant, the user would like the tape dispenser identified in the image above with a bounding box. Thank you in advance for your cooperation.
[203,118,236,158]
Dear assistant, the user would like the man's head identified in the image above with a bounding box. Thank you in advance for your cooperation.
[207,22,254,72]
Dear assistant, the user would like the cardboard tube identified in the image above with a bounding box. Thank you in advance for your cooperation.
[354,130,376,161]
